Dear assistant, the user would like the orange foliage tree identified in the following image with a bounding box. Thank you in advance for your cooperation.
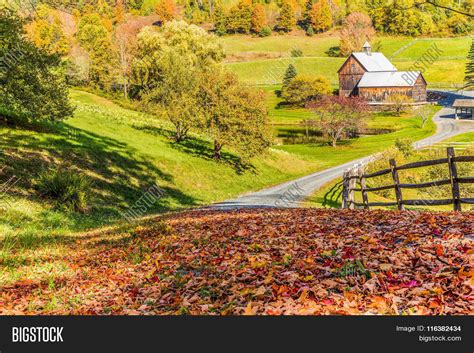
[155,0,177,23]
[251,3,267,34]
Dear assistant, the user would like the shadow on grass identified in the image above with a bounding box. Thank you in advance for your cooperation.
[0,120,199,245]
[135,124,256,175]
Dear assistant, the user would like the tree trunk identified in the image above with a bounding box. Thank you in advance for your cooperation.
[213,140,222,160]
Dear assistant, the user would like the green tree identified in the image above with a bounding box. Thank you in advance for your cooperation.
[132,21,225,141]
[309,0,332,33]
[77,13,115,89]
[282,64,297,87]
[281,76,332,106]
[214,3,227,36]
[277,0,296,32]
[0,8,73,122]
[198,69,271,161]
[141,51,203,142]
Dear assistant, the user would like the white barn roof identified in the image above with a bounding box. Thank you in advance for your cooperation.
[358,71,422,88]
[352,52,397,72]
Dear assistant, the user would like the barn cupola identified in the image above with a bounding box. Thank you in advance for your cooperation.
[363,41,372,56]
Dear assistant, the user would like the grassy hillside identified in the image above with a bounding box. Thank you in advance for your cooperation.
[222,35,470,86]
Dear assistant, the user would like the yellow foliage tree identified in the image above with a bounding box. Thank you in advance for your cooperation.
[25,4,69,56]
[309,0,332,33]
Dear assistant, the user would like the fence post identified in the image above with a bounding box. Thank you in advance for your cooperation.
[342,171,349,209]
[359,167,369,210]
[447,147,461,211]
[348,169,356,210]
[389,159,404,211]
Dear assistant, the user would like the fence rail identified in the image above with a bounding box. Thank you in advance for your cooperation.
[342,147,474,211]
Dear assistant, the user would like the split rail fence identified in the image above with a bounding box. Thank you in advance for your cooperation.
[342,147,474,211]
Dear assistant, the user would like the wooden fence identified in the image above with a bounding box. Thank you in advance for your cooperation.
[342,147,474,211]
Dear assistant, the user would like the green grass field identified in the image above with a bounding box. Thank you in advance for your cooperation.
[222,35,471,86]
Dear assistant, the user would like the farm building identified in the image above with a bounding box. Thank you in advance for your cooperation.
[338,42,427,103]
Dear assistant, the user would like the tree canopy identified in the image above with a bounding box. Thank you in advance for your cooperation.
[0,8,73,122]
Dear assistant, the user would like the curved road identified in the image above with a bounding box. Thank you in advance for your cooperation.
[211,91,474,209]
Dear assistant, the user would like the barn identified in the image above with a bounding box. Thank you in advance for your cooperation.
[338,42,427,103]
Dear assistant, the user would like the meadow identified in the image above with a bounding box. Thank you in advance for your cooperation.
[222,35,470,86]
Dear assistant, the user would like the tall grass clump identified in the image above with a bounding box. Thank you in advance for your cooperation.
[36,169,91,212]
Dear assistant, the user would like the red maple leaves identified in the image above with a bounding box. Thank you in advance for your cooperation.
[1,209,472,315]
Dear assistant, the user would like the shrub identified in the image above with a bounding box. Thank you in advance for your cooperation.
[36,169,91,212]
[306,26,314,36]
[395,138,414,157]
[281,76,332,106]
[290,48,303,57]
[259,26,272,37]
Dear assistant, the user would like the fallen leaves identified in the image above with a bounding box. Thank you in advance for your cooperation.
[0,209,472,315]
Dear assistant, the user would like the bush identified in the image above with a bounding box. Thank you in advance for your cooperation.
[306,26,314,36]
[259,26,272,37]
[395,138,414,157]
[290,48,303,57]
[281,76,332,106]
[36,169,91,212]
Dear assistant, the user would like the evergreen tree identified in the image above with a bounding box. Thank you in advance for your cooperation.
[464,40,474,89]
[277,0,296,32]
[282,64,297,87]
[214,3,227,36]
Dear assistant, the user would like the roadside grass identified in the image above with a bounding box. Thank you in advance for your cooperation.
[275,106,438,168]
[304,128,474,210]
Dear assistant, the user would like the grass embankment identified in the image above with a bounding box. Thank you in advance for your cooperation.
[222,35,470,86]
[0,89,439,284]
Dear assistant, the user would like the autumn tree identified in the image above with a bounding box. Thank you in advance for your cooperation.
[281,76,332,106]
[307,96,367,147]
[198,69,271,161]
[339,12,376,56]
[309,0,332,33]
[276,0,296,32]
[24,4,69,56]
[251,3,267,34]
[155,0,177,23]
[114,0,126,24]
[0,8,73,122]
[113,19,142,98]
[226,0,253,34]
[282,64,297,87]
